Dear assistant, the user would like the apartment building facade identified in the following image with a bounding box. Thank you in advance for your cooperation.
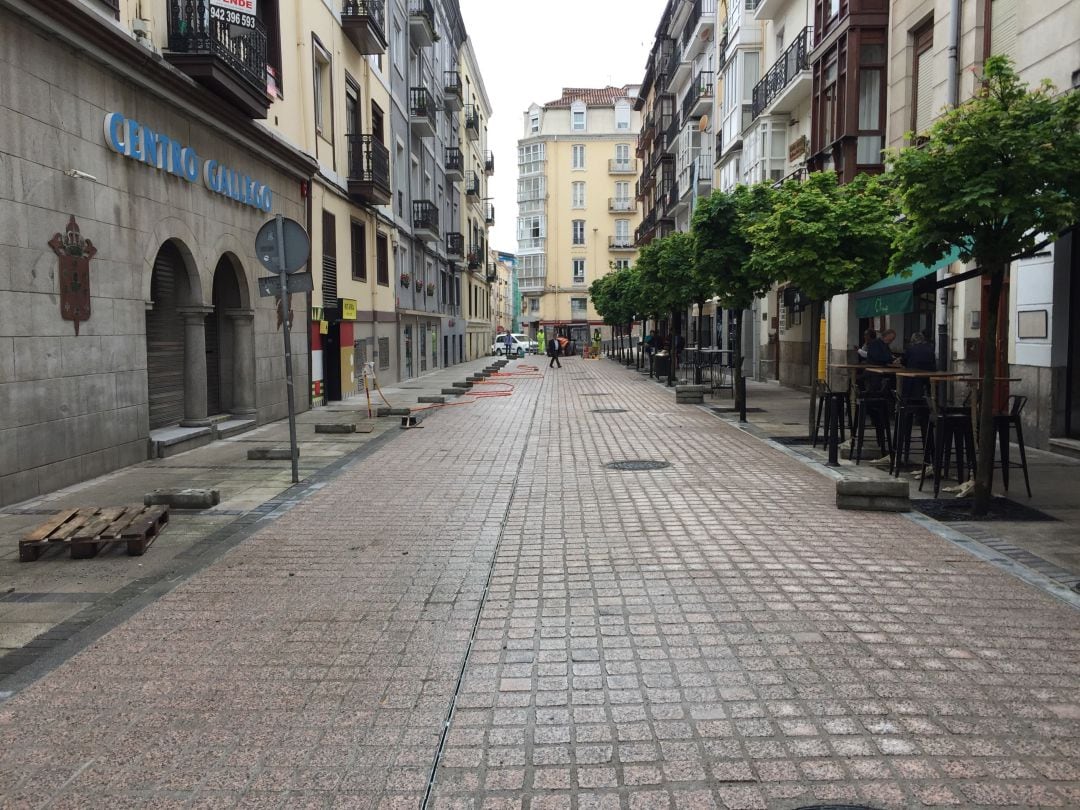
[517,87,642,347]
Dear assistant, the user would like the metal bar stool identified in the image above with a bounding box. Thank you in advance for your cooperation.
[993,394,1033,497]
[920,396,977,497]
[853,376,893,465]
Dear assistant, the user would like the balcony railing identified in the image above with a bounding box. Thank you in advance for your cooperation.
[446,232,465,259]
[608,158,638,174]
[409,87,436,137]
[681,70,713,122]
[464,104,480,138]
[608,197,635,213]
[445,146,464,179]
[165,2,269,118]
[412,200,439,240]
[408,0,435,47]
[484,151,495,175]
[485,203,495,226]
[467,245,482,269]
[341,0,387,54]
[465,171,481,197]
[609,236,635,250]
[752,26,812,119]
[346,134,391,205]
[444,70,463,110]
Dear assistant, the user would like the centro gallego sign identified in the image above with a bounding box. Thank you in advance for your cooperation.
[103,112,273,213]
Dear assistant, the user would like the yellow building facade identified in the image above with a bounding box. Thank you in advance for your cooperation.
[517,87,642,348]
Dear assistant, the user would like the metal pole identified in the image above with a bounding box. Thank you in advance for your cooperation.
[826,394,841,467]
[276,214,300,484]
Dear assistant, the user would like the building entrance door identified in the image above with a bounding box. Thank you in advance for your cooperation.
[146,243,187,428]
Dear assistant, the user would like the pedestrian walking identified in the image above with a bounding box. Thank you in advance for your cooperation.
[502,331,515,358]
[592,328,602,358]
[547,334,562,368]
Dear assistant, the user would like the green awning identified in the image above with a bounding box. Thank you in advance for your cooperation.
[854,247,963,319]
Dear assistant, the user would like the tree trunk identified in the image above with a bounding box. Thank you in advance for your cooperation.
[973,262,1006,517]
[733,309,747,422]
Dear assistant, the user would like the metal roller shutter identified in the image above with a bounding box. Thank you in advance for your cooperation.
[146,246,186,428]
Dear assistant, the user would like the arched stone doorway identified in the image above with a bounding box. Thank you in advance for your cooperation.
[146,240,200,429]
[208,255,255,417]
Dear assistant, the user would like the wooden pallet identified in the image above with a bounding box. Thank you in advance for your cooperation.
[19,506,170,562]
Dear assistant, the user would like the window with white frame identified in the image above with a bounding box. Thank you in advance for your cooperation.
[571,144,585,170]
[529,110,540,133]
[612,259,631,270]
[518,142,546,174]
[529,297,540,312]
[517,214,546,249]
[570,298,587,314]
[518,176,546,202]
[614,182,631,210]
[615,219,630,245]
[615,101,631,131]
[572,219,585,245]
[571,101,586,131]
[614,143,631,169]
[571,182,586,209]
[313,40,332,138]
[572,258,585,284]
[519,254,546,289]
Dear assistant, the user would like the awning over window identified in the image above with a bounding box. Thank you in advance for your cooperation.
[853,247,963,319]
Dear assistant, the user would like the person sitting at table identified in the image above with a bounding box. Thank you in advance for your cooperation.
[859,330,894,367]
[899,331,936,399]
[856,329,877,361]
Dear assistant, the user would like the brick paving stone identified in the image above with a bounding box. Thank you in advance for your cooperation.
[1,358,1079,809]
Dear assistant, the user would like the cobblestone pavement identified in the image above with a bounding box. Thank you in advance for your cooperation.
[2,358,1080,808]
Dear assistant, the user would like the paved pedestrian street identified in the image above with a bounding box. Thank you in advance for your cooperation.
[2,358,1080,810]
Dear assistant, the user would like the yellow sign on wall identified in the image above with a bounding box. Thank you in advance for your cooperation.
[319,320,328,335]
[340,298,358,320]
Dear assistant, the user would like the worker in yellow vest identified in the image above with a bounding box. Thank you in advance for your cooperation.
[536,327,545,357]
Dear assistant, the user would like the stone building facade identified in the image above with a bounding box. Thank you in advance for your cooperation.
[0,0,315,507]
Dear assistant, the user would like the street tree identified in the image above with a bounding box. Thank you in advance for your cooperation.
[636,231,705,386]
[692,184,777,419]
[888,56,1080,516]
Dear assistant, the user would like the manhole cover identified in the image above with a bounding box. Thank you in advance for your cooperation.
[591,408,627,414]
[605,459,670,471]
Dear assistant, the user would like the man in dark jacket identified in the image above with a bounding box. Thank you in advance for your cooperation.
[900,331,936,399]
[547,335,562,369]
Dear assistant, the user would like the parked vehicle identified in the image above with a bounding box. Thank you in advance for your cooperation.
[491,333,537,356]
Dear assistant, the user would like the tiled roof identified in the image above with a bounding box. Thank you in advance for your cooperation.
[543,86,633,109]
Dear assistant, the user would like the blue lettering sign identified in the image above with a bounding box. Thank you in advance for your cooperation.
[101,111,275,213]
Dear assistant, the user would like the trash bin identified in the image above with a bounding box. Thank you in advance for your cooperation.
[653,350,671,378]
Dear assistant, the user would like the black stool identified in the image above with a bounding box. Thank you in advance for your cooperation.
[993,395,1032,497]
[853,381,893,465]
[920,400,977,497]
[812,380,833,448]
[891,395,932,477]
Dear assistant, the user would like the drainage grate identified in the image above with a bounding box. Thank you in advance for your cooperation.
[605,459,670,471]
[591,408,628,414]
[710,406,765,414]
[911,498,1057,523]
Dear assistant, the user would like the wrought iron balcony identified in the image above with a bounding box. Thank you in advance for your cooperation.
[444,70,463,111]
[165,1,269,118]
[409,0,435,47]
[485,203,495,226]
[465,172,481,197]
[409,87,436,138]
[752,27,812,119]
[608,197,635,213]
[467,245,483,270]
[445,147,464,180]
[412,200,439,242]
[464,105,480,139]
[484,151,495,175]
[342,1,387,55]
[446,232,465,259]
[486,263,497,283]
[681,70,713,122]
[346,135,391,206]
[609,236,635,251]
[608,158,638,174]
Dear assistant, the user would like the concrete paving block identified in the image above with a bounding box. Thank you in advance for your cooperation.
[144,488,220,509]
[836,479,909,498]
[376,407,411,417]
[453,382,474,389]
[314,424,356,434]
[246,448,296,461]
[442,388,467,396]
[417,396,445,404]
[836,494,912,512]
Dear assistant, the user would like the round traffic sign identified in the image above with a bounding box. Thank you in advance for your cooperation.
[256,216,310,274]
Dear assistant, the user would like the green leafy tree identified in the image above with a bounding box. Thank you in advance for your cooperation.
[637,232,705,385]
[748,170,898,301]
[692,184,778,417]
[888,56,1080,515]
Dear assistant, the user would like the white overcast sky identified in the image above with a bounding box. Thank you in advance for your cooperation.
[459,0,668,252]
